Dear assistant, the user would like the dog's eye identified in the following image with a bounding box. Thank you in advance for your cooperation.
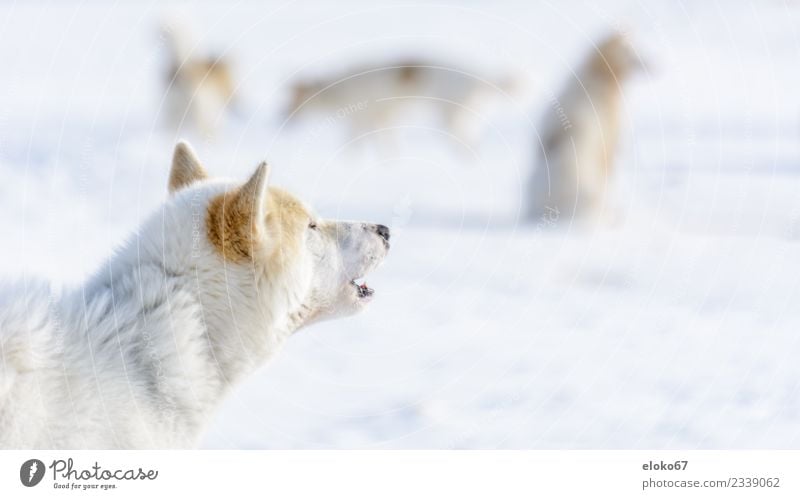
[308,221,318,230]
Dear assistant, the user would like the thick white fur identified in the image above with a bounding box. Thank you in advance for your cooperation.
[0,142,389,449]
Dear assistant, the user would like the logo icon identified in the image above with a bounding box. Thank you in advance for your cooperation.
[20,459,45,487]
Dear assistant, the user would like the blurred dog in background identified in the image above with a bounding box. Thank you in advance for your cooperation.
[286,58,528,153]
[160,19,237,137]
[527,32,645,224]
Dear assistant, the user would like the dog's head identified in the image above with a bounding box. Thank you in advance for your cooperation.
[593,32,647,79]
[167,141,390,330]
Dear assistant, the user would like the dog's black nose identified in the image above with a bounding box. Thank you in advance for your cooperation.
[375,224,390,242]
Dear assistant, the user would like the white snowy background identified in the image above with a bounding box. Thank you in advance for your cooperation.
[1,0,800,448]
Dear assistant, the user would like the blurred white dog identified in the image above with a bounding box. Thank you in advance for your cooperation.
[0,142,390,449]
[527,33,644,223]
[286,58,527,151]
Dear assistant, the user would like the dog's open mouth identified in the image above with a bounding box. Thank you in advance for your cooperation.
[350,279,374,299]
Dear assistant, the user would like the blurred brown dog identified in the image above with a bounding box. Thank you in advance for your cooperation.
[161,20,237,137]
[528,33,645,223]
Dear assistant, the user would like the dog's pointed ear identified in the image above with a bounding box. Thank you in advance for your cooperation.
[206,161,271,262]
[169,141,208,194]
[235,161,271,237]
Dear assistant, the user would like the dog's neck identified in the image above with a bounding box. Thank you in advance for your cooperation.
[75,236,294,446]
[195,267,296,383]
[90,258,292,378]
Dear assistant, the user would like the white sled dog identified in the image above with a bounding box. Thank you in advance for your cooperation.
[287,58,526,151]
[527,33,644,223]
[161,19,237,137]
[0,142,391,449]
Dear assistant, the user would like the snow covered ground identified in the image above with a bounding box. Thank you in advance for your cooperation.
[1,0,800,448]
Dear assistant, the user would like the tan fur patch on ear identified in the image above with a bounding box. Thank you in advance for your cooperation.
[206,186,310,263]
[206,187,258,262]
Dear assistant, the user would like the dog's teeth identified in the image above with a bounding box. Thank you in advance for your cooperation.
[351,278,374,298]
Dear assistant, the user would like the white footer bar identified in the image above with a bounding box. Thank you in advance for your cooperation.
[1,451,796,498]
